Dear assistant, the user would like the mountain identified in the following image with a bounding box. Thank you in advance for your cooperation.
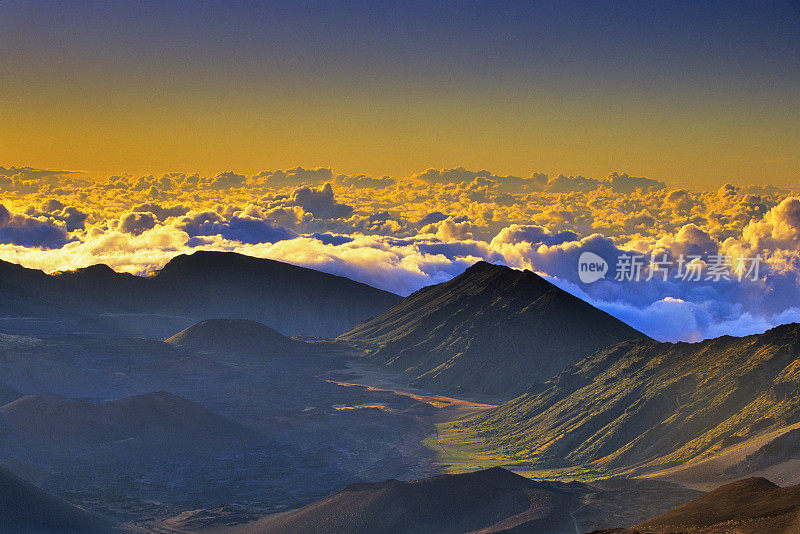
[725,427,800,481]
[220,467,585,534]
[595,477,800,534]
[0,465,114,533]
[0,251,400,337]
[455,323,800,476]
[340,261,646,399]
[165,318,303,355]
[0,382,21,406]
[212,468,699,534]
[0,391,262,451]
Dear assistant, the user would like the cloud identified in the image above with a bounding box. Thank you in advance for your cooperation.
[601,172,666,194]
[252,167,332,189]
[334,174,395,189]
[174,211,298,244]
[742,197,800,251]
[117,212,158,236]
[132,203,190,221]
[205,172,244,190]
[25,200,89,231]
[412,167,543,193]
[1,164,799,342]
[0,204,71,248]
[417,212,448,226]
[291,183,354,219]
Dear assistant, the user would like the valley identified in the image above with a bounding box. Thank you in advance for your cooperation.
[0,330,447,525]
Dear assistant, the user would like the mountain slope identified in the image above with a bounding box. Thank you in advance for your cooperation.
[0,382,21,406]
[165,318,303,355]
[341,261,646,398]
[222,467,586,534]
[211,468,699,534]
[617,477,800,534]
[725,427,800,481]
[0,391,262,451]
[457,323,800,475]
[0,465,114,533]
[0,251,400,337]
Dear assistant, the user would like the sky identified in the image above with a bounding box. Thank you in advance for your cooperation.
[2,1,799,188]
[2,1,800,342]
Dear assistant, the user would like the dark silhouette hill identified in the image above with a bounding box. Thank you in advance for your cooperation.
[594,477,800,533]
[0,465,114,533]
[221,467,586,534]
[0,251,400,337]
[340,261,646,398]
[460,323,800,475]
[165,318,303,355]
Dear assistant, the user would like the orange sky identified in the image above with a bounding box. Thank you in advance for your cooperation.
[1,1,799,189]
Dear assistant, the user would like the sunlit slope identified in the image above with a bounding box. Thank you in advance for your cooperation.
[341,261,646,399]
[607,477,800,534]
[457,323,800,474]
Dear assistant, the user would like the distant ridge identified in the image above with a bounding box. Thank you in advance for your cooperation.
[0,251,401,338]
[341,261,646,398]
[0,465,113,533]
[166,318,302,355]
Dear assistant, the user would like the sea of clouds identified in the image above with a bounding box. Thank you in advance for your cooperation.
[1,165,798,342]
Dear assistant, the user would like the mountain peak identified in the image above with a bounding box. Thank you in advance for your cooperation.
[709,476,779,494]
[165,318,300,355]
[463,260,504,274]
[342,259,645,398]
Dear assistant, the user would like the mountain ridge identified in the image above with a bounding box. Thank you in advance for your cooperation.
[454,322,800,476]
[341,261,647,398]
[0,251,400,338]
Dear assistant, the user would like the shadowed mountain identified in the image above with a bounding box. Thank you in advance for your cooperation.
[340,261,646,399]
[206,468,699,534]
[0,391,263,452]
[0,465,114,533]
[0,251,400,338]
[165,318,303,355]
[219,467,586,534]
[0,382,21,407]
[594,477,800,534]
[457,323,800,476]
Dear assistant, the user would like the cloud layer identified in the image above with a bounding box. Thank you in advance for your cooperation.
[1,165,798,342]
